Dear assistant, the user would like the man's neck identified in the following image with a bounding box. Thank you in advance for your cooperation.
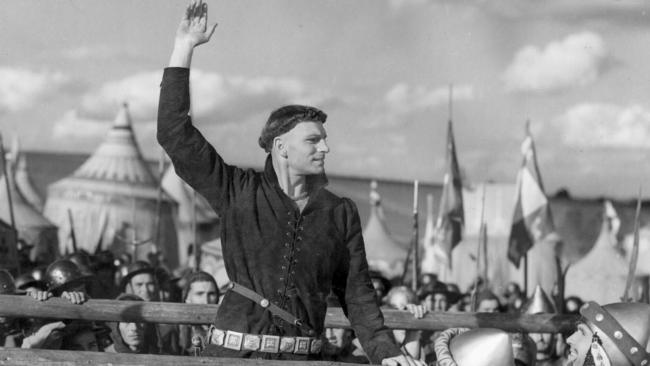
[272,157,309,199]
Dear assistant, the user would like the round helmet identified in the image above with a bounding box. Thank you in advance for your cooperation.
[65,252,94,277]
[0,269,17,295]
[45,259,92,295]
[14,272,47,291]
[119,260,155,291]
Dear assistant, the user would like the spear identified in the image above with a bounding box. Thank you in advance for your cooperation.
[67,209,78,253]
[411,180,419,292]
[470,184,487,312]
[622,188,642,302]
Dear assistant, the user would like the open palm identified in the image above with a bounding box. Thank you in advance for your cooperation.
[176,0,218,48]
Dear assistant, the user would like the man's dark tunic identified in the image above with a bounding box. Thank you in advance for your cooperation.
[157,67,400,363]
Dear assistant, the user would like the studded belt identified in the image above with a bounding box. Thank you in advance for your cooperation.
[207,326,323,354]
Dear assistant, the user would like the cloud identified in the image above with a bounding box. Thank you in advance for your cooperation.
[383,83,475,117]
[52,110,111,140]
[503,32,608,94]
[557,103,650,149]
[0,67,76,113]
[80,69,335,124]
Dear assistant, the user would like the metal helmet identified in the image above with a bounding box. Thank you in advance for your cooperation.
[14,272,47,291]
[45,259,92,295]
[0,269,17,295]
[581,301,650,366]
[119,260,155,291]
[65,252,95,276]
[435,328,516,366]
[522,284,556,315]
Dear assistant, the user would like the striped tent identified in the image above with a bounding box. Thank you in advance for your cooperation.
[362,181,407,279]
[0,157,58,265]
[43,104,180,267]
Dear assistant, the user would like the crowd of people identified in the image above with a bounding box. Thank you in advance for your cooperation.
[2,251,648,366]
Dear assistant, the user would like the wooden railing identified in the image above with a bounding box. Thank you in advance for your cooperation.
[0,348,362,365]
[0,294,579,333]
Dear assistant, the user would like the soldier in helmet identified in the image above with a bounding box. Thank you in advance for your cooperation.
[120,261,180,354]
[120,261,159,302]
[521,284,563,366]
[14,272,47,293]
[27,259,90,304]
[565,301,650,366]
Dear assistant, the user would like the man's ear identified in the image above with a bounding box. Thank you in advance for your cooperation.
[274,137,288,158]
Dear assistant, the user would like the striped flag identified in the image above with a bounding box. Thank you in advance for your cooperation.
[507,124,554,268]
[435,119,464,269]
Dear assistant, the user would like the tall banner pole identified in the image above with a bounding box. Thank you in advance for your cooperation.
[411,180,419,292]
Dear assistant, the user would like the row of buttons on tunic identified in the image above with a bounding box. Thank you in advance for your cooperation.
[276,211,305,312]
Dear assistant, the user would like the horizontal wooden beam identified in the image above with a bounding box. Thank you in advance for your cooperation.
[0,294,579,333]
[0,347,365,366]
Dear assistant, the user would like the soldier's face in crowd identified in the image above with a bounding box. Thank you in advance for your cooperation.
[185,281,218,305]
[529,332,554,356]
[565,322,593,366]
[424,293,448,312]
[65,330,99,352]
[118,322,144,350]
[280,121,329,176]
[477,299,499,313]
[323,327,352,355]
[127,273,158,301]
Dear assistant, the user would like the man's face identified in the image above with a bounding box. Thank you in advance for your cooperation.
[565,322,593,366]
[477,299,499,313]
[323,327,351,356]
[126,273,157,301]
[118,322,144,349]
[425,293,448,312]
[66,330,99,352]
[529,332,554,357]
[185,281,218,305]
[280,121,329,176]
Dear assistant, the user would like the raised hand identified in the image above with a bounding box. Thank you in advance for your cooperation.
[176,0,218,49]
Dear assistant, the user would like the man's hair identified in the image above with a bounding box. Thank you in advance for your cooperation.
[181,271,219,301]
[258,105,327,153]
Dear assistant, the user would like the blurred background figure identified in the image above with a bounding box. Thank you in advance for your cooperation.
[321,295,369,363]
[521,285,562,366]
[475,289,502,313]
[120,261,158,302]
[104,294,159,354]
[177,271,219,355]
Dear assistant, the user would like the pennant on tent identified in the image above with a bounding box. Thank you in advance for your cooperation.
[435,119,464,269]
[507,123,554,268]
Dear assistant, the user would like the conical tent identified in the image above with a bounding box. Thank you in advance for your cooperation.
[0,159,58,265]
[161,163,219,267]
[362,181,407,279]
[43,103,179,267]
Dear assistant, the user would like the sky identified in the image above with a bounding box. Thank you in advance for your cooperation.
[1,0,649,199]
